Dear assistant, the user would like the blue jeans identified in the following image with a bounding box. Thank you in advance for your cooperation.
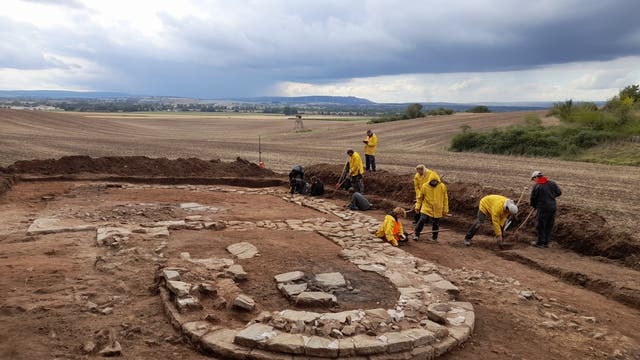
[365,154,376,171]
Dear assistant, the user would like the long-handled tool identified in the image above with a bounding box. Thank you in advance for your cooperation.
[335,161,350,189]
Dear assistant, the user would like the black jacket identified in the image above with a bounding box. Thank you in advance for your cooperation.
[530,178,562,211]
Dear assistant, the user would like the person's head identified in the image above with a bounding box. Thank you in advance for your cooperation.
[504,199,518,217]
[531,170,543,181]
[366,129,373,136]
[311,176,318,183]
[347,149,354,157]
[416,164,426,176]
[393,207,406,218]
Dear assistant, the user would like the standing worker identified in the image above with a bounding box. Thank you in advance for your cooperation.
[346,149,364,193]
[363,129,378,172]
[413,165,440,223]
[376,207,407,247]
[413,177,448,242]
[464,195,518,246]
[530,171,562,248]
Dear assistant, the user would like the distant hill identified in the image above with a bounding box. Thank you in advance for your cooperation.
[221,96,375,105]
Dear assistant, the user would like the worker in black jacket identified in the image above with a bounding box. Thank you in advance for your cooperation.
[530,171,562,248]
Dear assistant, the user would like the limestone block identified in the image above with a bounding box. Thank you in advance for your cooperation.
[278,283,307,298]
[201,329,250,359]
[234,323,277,348]
[305,336,339,358]
[357,264,386,274]
[382,332,414,353]
[315,272,346,289]
[166,280,191,297]
[227,242,259,259]
[352,334,388,355]
[176,296,203,313]
[422,273,445,283]
[446,325,471,345]
[182,321,211,342]
[432,280,459,296]
[144,226,169,239]
[247,349,294,360]
[155,220,186,229]
[226,264,248,281]
[421,320,449,339]
[162,269,180,282]
[337,338,356,357]
[189,257,234,271]
[27,217,96,236]
[233,294,256,311]
[278,310,320,323]
[410,345,436,360]
[274,271,305,283]
[266,334,306,355]
[432,336,457,357]
[295,292,337,307]
[400,328,436,347]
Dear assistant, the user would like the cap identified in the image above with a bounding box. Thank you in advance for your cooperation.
[504,199,518,215]
[347,149,354,155]
[531,171,543,179]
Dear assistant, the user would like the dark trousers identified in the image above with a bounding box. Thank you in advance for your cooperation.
[535,210,556,246]
[415,214,440,240]
[365,154,376,171]
[351,174,364,194]
[465,211,487,240]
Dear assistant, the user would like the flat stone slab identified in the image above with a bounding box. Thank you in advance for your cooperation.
[234,323,277,347]
[315,272,346,289]
[233,294,255,311]
[295,291,337,306]
[153,220,186,229]
[278,310,320,323]
[143,226,169,238]
[226,242,259,259]
[266,333,305,355]
[162,269,180,281]
[305,336,339,357]
[176,296,203,312]
[96,226,131,246]
[226,264,248,281]
[27,217,96,235]
[274,271,305,283]
[166,280,191,297]
[278,283,307,298]
[189,257,234,271]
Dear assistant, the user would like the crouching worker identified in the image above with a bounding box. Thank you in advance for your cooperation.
[464,195,518,246]
[309,176,325,196]
[347,191,371,211]
[413,177,448,242]
[289,165,306,194]
[375,207,408,247]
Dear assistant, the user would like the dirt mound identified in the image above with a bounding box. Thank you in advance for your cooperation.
[306,163,640,268]
[2,156,277,178]
[0,174,16,196]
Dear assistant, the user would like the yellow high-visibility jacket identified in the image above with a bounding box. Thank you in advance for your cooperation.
[417,180,449,218]
[349,152,364,176]
[414,170,441,204]
[479,195,509,236]
[364,134,378,155]
[375,214,404,245]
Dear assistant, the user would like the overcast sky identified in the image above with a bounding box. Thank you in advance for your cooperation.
[1,0,640,103]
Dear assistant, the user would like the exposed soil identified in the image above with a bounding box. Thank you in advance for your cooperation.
[1,155,276,178]
[306,164,640,269]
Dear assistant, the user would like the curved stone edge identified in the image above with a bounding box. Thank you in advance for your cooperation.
[154,189,475,359]
[161,284,474,359]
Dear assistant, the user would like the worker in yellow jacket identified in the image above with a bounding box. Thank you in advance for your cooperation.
[375,207,407,247]
[346,149,364,193]
[413,165,441,223]
[363,129,378,172]
[413,177,448,242]
[464,195,518,246]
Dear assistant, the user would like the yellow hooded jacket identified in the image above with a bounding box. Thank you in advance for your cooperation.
[364,133,378,155]
[417,180,449,218]
[414,170,441,205]
[349,151,364,176]
[479,195,509,237]
[375,214,404,246]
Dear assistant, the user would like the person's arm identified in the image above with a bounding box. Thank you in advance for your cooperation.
[555,182,562,197]
[443,185,449,215]
[530,186,538,208]
[369,135,378,147]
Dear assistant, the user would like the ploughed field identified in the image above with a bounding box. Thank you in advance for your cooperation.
[0,109,639,359]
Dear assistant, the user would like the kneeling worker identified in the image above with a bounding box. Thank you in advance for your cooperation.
[464,195,518,246]
[375,207,408,247]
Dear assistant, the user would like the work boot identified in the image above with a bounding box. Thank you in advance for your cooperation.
[464,238,472,246]
[431,237,438,243]
[412,235,419,241]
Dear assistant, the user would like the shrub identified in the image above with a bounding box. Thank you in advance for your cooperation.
[466,105,490,113]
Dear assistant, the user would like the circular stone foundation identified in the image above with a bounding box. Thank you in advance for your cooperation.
[147,186,476,359]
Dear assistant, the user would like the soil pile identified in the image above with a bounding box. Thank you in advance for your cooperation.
[2,156,276,178]
[0,174,16,196]
[306,164,640,268]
